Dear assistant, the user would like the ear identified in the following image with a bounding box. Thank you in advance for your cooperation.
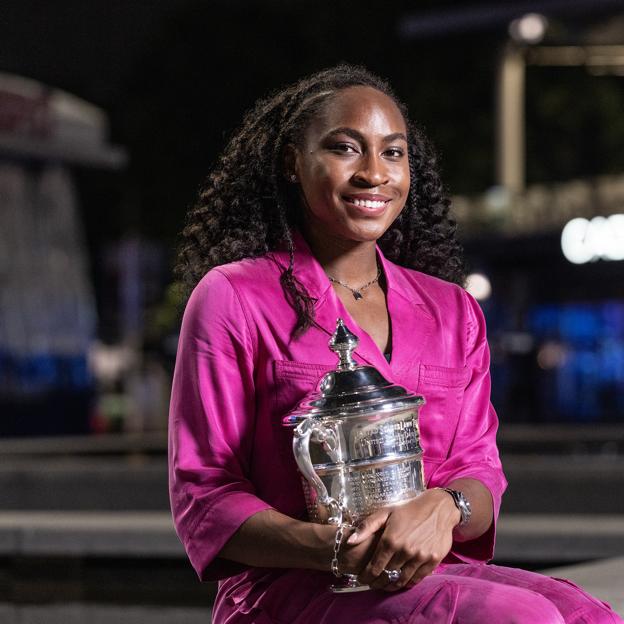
[283,143,300,183]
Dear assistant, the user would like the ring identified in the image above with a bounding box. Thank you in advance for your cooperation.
[383,568,402,583]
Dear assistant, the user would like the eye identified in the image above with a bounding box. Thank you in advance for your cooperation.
[384,147,405,159]
[328,142,359,154]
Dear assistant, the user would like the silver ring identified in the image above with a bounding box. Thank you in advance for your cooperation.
[383,568,402,583]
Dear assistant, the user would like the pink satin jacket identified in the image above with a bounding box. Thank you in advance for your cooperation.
[168,231,507,615]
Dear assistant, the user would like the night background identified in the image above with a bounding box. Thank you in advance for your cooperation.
[0,1,623,621]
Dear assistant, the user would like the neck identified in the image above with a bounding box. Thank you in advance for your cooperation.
[300,222,379,284]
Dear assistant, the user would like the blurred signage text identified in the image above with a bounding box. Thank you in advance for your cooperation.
[454,175,624,237]
[561,214,624,264]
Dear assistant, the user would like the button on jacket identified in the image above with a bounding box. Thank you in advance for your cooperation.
[168,230,507,620]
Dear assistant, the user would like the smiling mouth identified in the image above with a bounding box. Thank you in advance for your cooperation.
[343,196,391,209]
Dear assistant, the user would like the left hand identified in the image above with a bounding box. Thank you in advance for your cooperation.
[348,488,461,591]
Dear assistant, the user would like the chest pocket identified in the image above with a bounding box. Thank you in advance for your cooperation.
[272,360,331,459]
[416,363,471,461]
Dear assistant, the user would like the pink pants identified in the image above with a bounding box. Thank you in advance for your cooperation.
[216,563,622,623]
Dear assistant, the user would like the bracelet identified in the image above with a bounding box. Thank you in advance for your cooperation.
[330,523,349,578]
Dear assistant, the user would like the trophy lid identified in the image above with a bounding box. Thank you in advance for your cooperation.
[282,318,424,426]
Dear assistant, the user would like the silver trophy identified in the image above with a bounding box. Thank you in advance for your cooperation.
[283,319,426,592]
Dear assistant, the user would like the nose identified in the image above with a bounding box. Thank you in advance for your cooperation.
[352,152,389,187]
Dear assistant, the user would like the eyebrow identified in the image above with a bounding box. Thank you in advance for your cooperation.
[325,127,408,144]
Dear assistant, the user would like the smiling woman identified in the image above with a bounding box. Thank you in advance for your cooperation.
[286,85,413,355]
[169,65,622,623]
[175,65,465,339]
[290,86,410,246]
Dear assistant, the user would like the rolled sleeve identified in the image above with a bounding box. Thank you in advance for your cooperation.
[168,269,272,581]
[428,290,507,563]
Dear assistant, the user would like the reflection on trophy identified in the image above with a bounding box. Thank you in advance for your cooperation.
[282,319,426,593]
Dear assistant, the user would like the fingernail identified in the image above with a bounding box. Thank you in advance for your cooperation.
[347,532,358,544]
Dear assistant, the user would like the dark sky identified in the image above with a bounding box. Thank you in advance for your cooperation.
[2,0,623,246]
[1,0,620,105]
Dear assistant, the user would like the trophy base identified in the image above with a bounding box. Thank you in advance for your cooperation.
[330,574,370,593]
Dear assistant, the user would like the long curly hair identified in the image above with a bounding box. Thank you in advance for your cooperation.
[175,64,466,336]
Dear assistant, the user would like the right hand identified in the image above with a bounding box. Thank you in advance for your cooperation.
[335,526,379,576]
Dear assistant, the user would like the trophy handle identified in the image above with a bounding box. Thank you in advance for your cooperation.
[293,418,343,525]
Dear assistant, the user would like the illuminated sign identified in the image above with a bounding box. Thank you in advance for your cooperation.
[561,214,624,264]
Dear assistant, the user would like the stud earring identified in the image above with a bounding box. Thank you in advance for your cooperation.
[289,174,297,183]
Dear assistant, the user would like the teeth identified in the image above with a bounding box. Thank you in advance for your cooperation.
[351,198,387,208]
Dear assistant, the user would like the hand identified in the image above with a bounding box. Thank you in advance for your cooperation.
[348,489,461,591]
[335,526,379,577]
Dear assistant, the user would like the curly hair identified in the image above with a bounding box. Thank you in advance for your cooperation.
[175,64,466,337]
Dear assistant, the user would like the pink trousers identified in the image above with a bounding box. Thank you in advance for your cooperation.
[215,563,622,623]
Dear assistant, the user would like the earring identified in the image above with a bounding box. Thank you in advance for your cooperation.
[289,174,297,183]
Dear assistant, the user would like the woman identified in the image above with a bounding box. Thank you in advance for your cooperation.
[169,65,621,623]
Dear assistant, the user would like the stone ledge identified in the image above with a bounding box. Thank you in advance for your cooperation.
[1,511,624,563]
[542,557,624,617]
[0,432,167,457]
[495,514,624,563]
[0,603,211,624]
[0,511,183,557]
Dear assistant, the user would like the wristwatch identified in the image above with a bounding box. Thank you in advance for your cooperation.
[440,488,471,526]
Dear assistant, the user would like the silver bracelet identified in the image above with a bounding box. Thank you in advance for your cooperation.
[330,523,349,578]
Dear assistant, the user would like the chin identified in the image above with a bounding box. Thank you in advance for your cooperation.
[338,228,388,244]
[344,220,392,242]
[306,211,391,243]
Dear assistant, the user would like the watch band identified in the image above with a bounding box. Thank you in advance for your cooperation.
[440,487,472,526]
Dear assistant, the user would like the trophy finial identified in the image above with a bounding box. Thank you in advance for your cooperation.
[329,318,359,371]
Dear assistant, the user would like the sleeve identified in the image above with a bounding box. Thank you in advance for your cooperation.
[427,289,508,563]
[168,269,273,582]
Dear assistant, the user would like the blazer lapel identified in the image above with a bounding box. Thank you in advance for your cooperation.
[271,230,435,379]
[313,287,388,370]
[377,246,435,383]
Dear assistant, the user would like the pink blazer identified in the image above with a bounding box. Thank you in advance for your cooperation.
[168,230,507,589]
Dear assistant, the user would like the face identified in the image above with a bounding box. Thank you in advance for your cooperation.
[292,86,410,244]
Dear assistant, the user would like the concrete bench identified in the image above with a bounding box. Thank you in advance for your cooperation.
[0,511,621,619]
[1,511,623,563]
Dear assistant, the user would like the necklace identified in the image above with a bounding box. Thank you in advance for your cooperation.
[327,265,381,300]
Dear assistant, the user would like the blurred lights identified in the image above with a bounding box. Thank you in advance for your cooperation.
[466,272,492,301]
[484,185,512,217]
[88,341,136,385]
[537,341,567,370]
[502,332,534,355]
[509,13,548,44]
[561,214,624,264]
